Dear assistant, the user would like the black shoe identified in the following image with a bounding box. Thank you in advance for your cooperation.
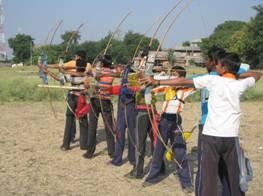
[127,170,144,179]
[110,160,122,166]
[80,147,87,150]
[82,152,93,159]
[126,169,136,179]
[142,181,154,187]
[60,146,70,151]
[135,173,144,179]
[182,185,194,194]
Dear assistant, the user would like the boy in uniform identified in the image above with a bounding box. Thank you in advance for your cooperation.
[143,66,194,193]
[140,53,261,196]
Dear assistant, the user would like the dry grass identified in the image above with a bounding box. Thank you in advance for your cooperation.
[0,101,262,196]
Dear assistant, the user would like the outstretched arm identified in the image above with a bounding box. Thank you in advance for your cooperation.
[139,76,194,87]
[238,71,261,82]
[58,67,86,77]
[47,64,60,69]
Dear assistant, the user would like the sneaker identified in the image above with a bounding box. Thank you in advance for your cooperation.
[126,169,143,179]
[82,152,93,159]
[110,160,122,166]
[182,185,194,194]
[60,146,70,151]
[142,181,154,187]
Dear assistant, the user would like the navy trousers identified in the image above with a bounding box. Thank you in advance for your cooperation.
[86,98,115,158]
[195,124,204,196]
[112,97,136,165]
[61,92,89,149]
[145,113,192,188]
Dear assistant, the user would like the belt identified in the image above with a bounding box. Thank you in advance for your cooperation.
[161,113,180,121]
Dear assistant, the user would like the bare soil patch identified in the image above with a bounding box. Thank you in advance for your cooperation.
[0,101,262,195]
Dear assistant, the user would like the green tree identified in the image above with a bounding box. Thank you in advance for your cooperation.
[229,30,248,60]
[61,30,81,61]
[201,20,247,56]
[8,34,34,64]
[33,45,63,64]
[77,41,101,63]
[182,41,190,47]
[244,4,263,68]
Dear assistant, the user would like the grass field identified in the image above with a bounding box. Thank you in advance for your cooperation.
[0,65,263,103]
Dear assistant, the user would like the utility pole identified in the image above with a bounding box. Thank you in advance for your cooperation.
[0,0,7,61]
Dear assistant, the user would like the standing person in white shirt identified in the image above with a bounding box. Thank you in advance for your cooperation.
[140,54,261,196]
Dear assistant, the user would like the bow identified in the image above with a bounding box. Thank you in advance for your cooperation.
[142,0,193,167]
[94,11,132,142]
[37,20,63,118]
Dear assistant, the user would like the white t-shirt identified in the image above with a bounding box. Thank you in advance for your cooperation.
[193,75,255,137]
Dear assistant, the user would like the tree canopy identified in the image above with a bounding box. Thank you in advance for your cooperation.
[8,34,34,64]
[200,21,247,57]
[200,4,263,69]
[243,5,263,68]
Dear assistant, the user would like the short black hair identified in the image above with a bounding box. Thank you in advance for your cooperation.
[76,50,87,60]
[221,53,241,75]
[208,46,226,64]
[101,54,112,68]
[76,59,86,72]
[171,65,186,77]
[213,50,227,65]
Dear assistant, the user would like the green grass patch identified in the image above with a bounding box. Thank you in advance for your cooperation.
[0,66,262,102]
[0,66,64,102]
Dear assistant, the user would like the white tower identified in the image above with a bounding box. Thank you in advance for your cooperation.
[0,0,7,61]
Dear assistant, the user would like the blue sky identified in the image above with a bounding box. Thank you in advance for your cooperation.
[4,0,263,56]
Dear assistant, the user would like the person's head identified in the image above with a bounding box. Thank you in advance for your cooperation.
[76,59,86,72]
[75,50,87,61]
[171,65,186,78]
[206,46,226,72]
[216,52,241,76]
[75,50,87,72]
[115,64,124,73]
[101,54,112,68]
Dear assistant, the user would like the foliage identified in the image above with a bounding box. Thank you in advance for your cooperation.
[182,41,190,47]
[0,66,262,103]
[243,5,263,69]
[9,30,160,65]
[200,4,263,69]
[228,30,248,60]
[60,30,82,61]
[0,66,64,102]
[200,21,247,57]
[77,41,102,63]
[33,45,63,64]
[8,34,34,64]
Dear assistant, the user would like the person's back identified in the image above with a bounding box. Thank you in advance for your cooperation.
[197,74,255,137]
[139,52,261,196]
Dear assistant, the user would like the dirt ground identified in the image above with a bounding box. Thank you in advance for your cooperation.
[0,101,262,196]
